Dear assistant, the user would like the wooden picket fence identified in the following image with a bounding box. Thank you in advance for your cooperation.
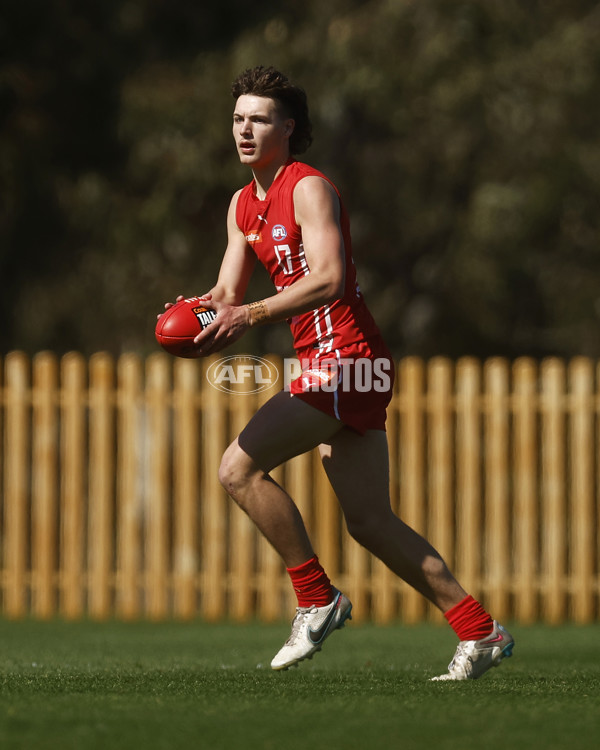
[0,351,599,624]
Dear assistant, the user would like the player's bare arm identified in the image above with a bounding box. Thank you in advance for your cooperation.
[257,175,345,320]
[227,176,345,326]
[194,176,345,354]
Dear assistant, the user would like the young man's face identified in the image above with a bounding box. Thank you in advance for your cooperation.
[233,95,294,169]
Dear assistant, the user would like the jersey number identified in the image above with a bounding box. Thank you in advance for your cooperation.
[274,244,293,275]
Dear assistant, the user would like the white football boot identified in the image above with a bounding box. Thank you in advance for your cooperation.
[431,620,515,681]
[271,589,353,671]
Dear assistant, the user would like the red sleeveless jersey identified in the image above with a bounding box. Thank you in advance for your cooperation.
[235,159,381,357]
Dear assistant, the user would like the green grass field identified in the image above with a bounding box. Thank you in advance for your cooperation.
[0,618,598,750]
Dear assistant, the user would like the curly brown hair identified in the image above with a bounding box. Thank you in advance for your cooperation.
[231,66,313,155]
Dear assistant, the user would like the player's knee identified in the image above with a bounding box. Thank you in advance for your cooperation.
[218,442,260,510]
[345,505,398,550]
[218,444,244,495]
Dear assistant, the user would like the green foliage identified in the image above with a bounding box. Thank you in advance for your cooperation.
[2,1,600,356]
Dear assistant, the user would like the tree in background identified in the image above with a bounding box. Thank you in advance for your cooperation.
[2,0,599,358]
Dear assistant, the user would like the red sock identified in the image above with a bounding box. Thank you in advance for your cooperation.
[444,595,494,641]
[287,555,333,608]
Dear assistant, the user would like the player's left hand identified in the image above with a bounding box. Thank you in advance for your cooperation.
[192,301,250,355]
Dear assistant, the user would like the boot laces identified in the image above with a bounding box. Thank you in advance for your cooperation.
[284,607,314,646]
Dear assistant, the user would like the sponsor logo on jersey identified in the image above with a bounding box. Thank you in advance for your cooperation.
[245,230,262,243]
[300,364,339,392]
[272,224,287,240]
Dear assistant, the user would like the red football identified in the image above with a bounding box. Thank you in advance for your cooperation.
[155,297,217,358]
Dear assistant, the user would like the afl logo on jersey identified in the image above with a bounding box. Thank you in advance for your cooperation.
[272,224,287,240]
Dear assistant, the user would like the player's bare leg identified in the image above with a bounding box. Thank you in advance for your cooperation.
[218,391,352,669]
[219,390,343,567]
[319,428,466,612]
[320,428,515,679]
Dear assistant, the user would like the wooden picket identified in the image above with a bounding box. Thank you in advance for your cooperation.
[59,352,86,619]
[3,352,29,619]
[31,352,58,619]
[454,358,482,602]
[1,352,599,623]
[512,358,538,623]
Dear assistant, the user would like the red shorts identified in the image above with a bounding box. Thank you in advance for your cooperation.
[289,337,395,434]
